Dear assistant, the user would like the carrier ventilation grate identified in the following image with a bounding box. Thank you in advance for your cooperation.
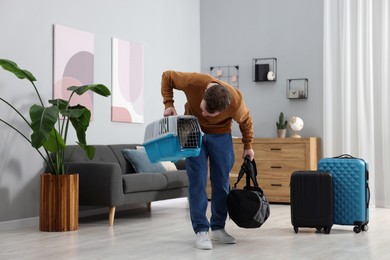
[177,118,200,148]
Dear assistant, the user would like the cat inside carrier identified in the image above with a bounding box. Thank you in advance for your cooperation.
[143,115,203,163]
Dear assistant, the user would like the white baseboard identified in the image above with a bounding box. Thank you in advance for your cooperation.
[0,217,39,231]
[0,203,148,231]
[0,200,187,231]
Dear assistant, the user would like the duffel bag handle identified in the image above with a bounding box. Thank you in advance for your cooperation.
[233,156,259,188]
[245,156,259,188]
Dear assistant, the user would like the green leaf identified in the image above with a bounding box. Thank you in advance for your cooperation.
[30,105,59,149]
[43,129,65,152]
[61,105,87,118]
[77,143,95,160]
[68,105,91,146]
[0,59,36,82]
[67,84,111,97]
[48,99,69,111]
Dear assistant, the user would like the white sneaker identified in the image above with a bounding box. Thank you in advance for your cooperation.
[195,231,212,250]
[211,229,236,244]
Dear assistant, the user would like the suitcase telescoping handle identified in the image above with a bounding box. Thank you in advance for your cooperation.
[334,154,355,159]
[333,154,369,178]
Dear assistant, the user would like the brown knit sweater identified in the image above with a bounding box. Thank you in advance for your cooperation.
[161,71,253,150]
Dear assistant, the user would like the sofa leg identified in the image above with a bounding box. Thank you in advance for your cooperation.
[109,207,116,226]
[146,202,151,211]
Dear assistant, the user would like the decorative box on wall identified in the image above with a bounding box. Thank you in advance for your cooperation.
[206,137,321,203]
[287,78,308,99]
[252,58,277,82]
[210,65,239,88]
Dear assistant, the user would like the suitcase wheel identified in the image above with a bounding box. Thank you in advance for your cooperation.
[316,227,331,234]
[353,226,362,233]
[294,226,298,233]
[362,224,369,232]
[323,227,331,234]
[353,224,369,233]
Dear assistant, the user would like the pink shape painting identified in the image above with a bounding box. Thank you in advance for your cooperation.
[53,24,94,119]
[112,37,144,123]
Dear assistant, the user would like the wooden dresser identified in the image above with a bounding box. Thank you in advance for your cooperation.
[207,137,321,203]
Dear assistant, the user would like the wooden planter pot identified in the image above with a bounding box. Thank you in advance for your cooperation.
[39,173,79,232]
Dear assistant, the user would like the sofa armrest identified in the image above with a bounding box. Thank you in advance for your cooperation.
[66,162,124,207]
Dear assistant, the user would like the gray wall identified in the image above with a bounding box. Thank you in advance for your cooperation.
[0,0,324,225]
[200,0,323,139]
[0,0,200,223]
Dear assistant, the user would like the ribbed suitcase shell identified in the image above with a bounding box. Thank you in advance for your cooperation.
[290,171,333,234]
[318,156,369,233]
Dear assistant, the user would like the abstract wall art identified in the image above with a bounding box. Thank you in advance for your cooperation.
[111,37,144,123]
[53,24,95,118]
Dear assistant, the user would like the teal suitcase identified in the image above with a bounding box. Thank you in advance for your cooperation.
[318,154,370,233]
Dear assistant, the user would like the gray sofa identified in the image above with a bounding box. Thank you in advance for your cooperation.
[63,144,188,226]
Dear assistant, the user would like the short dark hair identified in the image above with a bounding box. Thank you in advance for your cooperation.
[203,84,232,113]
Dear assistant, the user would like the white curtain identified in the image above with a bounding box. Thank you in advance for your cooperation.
[323,0,390,208]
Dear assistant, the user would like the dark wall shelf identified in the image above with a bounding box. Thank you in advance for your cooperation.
[252,58,277,82]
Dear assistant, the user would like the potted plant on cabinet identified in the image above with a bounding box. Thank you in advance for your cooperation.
[276,112,288,138]
[0,59,111,231]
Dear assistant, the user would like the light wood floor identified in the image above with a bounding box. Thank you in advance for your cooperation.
[0,198,389,260]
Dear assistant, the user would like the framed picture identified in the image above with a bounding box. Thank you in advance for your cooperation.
[286,78,308,99]
[53,24,95,119]
[111,37,144,123]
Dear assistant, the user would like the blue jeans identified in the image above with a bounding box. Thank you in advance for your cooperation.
[186,133,235,233]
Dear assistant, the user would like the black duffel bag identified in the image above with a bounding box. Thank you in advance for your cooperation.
[226,156,270,228]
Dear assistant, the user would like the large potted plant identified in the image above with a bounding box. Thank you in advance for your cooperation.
[0,59,111,231]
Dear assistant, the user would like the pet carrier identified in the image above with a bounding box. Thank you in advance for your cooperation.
[143,115,203,163]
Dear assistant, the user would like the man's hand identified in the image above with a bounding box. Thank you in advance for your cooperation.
[163,107,177,117]
[243,149,255,161]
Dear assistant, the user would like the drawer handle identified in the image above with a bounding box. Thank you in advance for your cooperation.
[271,166,282,169]
[270,148,282,151]
[271,184,282,187]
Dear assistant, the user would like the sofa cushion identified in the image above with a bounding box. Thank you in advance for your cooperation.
[122,148,167,173]
[162,170,188,189]
[161,161,178,171]
[122,173,168,193]
[108,144,140,174]
[122,148,178,172]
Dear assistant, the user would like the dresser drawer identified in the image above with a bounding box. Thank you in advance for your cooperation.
[260,179,290,203]
[254,143,306,160]
[259,177,290,189]
[257,160,305,177]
